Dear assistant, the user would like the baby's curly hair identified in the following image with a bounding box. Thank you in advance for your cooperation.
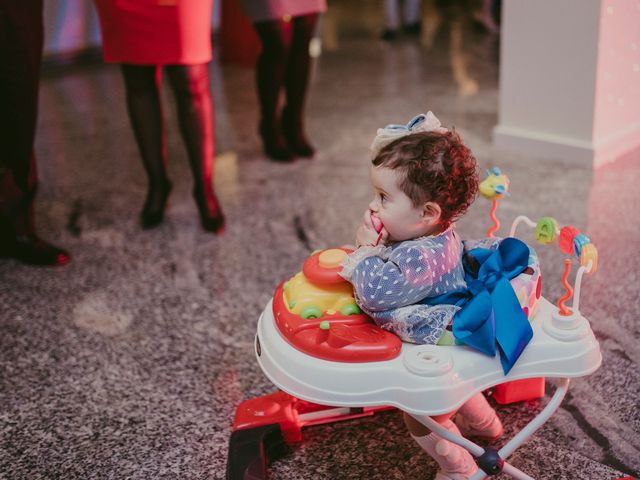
[372,130,478,228]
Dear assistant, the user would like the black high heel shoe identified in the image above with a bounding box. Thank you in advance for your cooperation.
[0,210,71,266]
[0,233,71,266]
[281,107,315,158]
[140,179,172,229]
[193,188,225,234]
[259,121,294,162]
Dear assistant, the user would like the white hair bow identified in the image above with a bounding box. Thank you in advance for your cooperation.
[370,111,448,157]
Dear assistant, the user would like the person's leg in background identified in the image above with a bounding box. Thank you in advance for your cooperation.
[420,0,442,48]
[472,0,499,34]
[165,64,224,233]
[253,19,294,162]
[0,1,70,266]
[281,13,319,158]
[403,0,422,35]
[381,0,401,40]
[121,64,172,229]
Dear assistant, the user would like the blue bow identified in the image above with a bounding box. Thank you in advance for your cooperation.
[384,114,428,132]
[424,237,533,374]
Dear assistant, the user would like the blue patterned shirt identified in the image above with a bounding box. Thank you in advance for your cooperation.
[340,228,466,344]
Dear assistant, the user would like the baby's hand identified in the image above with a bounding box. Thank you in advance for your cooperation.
[356,211,389,247]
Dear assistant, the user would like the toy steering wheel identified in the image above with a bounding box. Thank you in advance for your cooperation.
[302,248,353,285]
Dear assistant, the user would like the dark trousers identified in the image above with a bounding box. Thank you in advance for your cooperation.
[0,1,43,235]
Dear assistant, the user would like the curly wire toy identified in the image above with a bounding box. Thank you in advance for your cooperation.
[479,167,509,238]
[487,198,500,238]
[557,259,574,316]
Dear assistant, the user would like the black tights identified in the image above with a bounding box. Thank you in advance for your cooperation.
[121,63,220,216]
[254,14,318,136]
[0,1,43,236]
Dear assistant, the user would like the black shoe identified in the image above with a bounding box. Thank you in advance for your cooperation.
[141,179,172,229]
[402,22,421,36]
[281,107,315,158]
[0,234,71,266]
[200,212,225,233]
[193,188,225,234]
[264,142,294,162]
[259,122,294,163]
[380,29,398,41]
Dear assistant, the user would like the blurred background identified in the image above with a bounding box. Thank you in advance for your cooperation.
[1,1,639,479]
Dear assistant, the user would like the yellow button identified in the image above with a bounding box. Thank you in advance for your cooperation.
[318,249,348,269]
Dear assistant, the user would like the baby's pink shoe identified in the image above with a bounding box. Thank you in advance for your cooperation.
[411,420,478,480]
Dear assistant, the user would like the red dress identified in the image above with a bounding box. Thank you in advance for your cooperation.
[95,0,213,65]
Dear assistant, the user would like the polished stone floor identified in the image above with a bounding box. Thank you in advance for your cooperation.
[1,2,639,479]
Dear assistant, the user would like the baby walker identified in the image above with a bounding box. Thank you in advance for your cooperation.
[226,168,601,480]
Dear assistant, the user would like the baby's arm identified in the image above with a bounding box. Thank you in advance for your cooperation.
[342,239,444,312]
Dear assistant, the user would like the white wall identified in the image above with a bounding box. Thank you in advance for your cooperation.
[592,1,640,166]
[494,0,640,166]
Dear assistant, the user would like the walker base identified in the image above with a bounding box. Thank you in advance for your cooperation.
[228,391,392,480]
[493,378,546,405]
[226,423,287,480]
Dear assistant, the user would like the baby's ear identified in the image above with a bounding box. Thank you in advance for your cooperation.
[422,202,442,225]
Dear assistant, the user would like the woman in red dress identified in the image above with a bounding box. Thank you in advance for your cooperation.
[95,0,224,232]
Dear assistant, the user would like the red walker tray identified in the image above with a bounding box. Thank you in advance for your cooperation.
[272,281,402,363]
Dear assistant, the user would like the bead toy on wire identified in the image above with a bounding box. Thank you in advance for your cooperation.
[510,215,598,317]
[479,167,509,237]
[480,168,598,318]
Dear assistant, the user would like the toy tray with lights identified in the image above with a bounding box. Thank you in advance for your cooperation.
[271,247,402,363]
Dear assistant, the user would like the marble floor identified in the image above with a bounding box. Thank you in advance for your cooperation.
[1,2,639,479]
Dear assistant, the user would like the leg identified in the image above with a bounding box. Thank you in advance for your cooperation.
[449,16,479,96]
[420,0,442,47]
[403,0,422,34]
[121,64,172,229]
[454,392,503,441]
[282,13,319,158]
[473,0,499,33]
[404,411,455,437]
[381,0,400,40]
[253,19,294,162]
[404,412,478,479]
[165,63,224,233]
[0,1,69,266]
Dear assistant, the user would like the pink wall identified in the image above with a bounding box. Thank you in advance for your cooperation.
[592,1,640,165]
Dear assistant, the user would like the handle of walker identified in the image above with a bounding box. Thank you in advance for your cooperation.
[226,424,288,480]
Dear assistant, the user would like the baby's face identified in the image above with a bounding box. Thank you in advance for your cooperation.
[368,166,437,242]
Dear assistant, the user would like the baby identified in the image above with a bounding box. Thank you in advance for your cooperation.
[340,112,503,480]
[341,112,477,346]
